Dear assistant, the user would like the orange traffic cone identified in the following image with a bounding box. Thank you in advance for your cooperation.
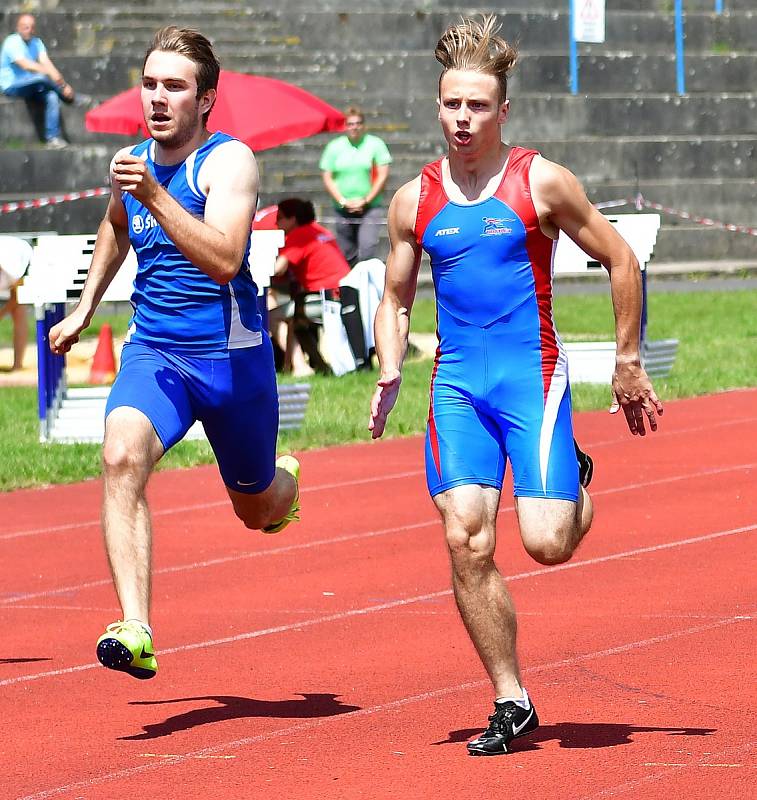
[89,323,116,384]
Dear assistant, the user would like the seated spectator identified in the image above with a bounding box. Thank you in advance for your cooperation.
[0,236,33,371]
[275,198,369,374]
[0,13,81,148]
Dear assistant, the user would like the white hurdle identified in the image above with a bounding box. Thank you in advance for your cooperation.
[17,229,312,443]
[552,213,678,384]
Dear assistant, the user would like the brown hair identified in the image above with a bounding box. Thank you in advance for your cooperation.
[143,26,220,122]
[435,15,518,102]
[277,197,316,226]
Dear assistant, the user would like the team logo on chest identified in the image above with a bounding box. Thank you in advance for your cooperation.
[481,217,514,237]
[434,226,460,237]
[131,213,158,235]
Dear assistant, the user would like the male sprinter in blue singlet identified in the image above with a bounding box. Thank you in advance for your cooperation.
[369,16,663,755]
[49,27,300,680]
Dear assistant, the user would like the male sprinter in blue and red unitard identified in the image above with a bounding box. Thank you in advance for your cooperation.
[369,15,663,756]
[49,27,300,680]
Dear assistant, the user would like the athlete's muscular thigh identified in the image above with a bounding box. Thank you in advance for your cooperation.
[434,483,501,560]
[515,495,580,565]
[103,406,164,478]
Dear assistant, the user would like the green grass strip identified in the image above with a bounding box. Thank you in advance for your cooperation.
[0,290,754,491]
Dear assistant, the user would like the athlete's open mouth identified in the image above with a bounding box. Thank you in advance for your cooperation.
[151,113,170,123]
[454,131,471,144]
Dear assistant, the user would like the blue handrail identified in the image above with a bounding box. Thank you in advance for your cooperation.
[675,0,686,95]
[569,0,578,95]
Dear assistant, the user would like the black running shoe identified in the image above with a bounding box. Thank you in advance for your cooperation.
[574,439,594,488]
[467,699,539,756]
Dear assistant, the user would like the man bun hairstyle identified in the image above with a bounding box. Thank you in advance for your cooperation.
[435,14,518,102]
[143,26,220,122]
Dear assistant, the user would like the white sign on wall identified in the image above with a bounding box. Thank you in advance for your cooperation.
[573,0,606,44]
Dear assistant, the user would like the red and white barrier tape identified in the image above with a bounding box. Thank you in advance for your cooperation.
[632,194,757,237]
[2,186,755,237]
[594,194,757,236]
[0,186,109,215]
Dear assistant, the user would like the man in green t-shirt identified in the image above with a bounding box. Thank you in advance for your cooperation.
[319,106,392,266]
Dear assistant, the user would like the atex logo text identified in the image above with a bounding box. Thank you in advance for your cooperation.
[131,213,158,235]
[435,226,460,237]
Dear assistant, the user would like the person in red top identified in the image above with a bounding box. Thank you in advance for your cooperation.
[274,197,368,373]
[275,197,350,292]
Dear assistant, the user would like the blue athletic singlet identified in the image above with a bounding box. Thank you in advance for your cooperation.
[122,132,262,356]
[108,132,278,494]
[415,147,579,501]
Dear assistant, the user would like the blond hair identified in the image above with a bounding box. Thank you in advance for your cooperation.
[435,15,518,102]
[344,106,364,122]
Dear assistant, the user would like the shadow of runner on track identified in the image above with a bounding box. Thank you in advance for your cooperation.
[433,722,716,751]
[119,693,362,740]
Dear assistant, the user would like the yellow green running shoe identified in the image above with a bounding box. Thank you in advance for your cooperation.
[96,620,158,679]
[261,455,300,534]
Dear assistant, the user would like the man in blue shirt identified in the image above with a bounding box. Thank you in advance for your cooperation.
[49,27,301,681]
[0,13,77,147]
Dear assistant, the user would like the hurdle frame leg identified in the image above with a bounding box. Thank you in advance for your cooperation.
[35,302,67,443]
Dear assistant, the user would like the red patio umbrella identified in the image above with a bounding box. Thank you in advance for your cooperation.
[85,71,345,151]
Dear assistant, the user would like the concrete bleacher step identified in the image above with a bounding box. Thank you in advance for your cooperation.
[263,135,757,186]
[229,9,757,54]
[37,88,748,144]
[36,48,757,96]
[4,89,756,148]
[651,226,757,262]
[584,178,757,228]
[13,6,757,57]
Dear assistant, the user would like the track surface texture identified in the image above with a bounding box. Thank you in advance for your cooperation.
[1,390,755,800]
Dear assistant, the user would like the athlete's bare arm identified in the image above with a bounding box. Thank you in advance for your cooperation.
[111,139,258,284]
[531,156,663,435]
[369,177,422,439]
[49,148,133,355]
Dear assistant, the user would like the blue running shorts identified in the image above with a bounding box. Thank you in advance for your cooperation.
[425,296,579,501]
[106,340,279,494]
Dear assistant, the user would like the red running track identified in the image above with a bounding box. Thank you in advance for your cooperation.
[1,390,755,800]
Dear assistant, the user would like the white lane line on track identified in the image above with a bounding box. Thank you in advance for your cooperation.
[0,518,438,604]
[579,741,757,799]
[586,414,757,449]
[13,614,752,800]
[3,412,756,542]
[2,523,754,689]
[2,462,754,606]
[0,470,424,542]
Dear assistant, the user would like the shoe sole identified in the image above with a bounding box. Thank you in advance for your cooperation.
[262,457,300,534]
[96,637,157,680]
[467,716,540,756]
